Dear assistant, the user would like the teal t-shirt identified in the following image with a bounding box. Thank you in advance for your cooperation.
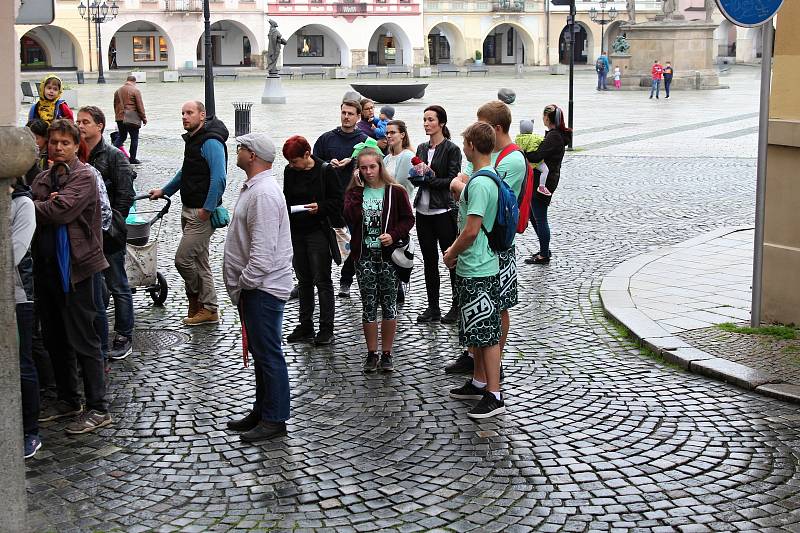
[457,166,499,278]
[464,148,527,244]
[363,186,384,249]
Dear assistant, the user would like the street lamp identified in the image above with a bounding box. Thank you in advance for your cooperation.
[589,0,618,52]
[77,0,118,84]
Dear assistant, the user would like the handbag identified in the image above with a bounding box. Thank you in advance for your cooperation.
[383,185,414,283]
[103,208,128,254]
[210,206,230,228]
[123,109,142,128]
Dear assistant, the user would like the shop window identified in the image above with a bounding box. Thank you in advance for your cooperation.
[133,36,155,62]
[298,35,324,57]
[159,36,168,61]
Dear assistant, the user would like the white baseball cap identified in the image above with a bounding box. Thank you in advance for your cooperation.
[235,132,276,163]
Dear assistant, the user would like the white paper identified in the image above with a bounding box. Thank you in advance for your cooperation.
[290,205,310,214]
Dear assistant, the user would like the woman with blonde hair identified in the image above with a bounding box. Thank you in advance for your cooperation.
[343,149,415,372]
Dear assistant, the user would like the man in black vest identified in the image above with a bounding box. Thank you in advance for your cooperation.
[149,100,228,326]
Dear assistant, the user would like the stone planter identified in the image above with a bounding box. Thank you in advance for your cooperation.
[160,70,179,83]
[129,71,146,83]
[413,66,432,78]
[549,64,568,75]
[327,67,349,79]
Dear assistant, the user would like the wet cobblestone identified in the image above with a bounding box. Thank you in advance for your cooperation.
[23,69,800,531]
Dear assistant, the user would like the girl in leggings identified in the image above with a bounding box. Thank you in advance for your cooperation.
[413,105,462,324]
[343,148,414,373]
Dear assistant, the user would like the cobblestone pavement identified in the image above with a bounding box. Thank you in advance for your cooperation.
[24,68,800,532]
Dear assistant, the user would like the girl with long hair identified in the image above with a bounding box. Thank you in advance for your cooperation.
[343,149,414,372]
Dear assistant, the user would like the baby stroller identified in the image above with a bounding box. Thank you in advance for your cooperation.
[124,193,171,306]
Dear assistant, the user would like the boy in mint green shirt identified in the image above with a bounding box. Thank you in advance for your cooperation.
[443,122,505,420]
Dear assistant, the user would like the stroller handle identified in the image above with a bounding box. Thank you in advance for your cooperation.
[133,193,171,225]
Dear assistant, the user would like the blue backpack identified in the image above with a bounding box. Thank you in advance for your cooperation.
[464,169,519,252]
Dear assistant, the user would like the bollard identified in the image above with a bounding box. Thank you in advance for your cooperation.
[76,71,85,84]
[233,101,253,137]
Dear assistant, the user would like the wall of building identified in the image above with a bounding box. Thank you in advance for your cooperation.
[283,33,342,65]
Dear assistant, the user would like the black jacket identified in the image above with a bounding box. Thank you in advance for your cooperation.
[180,116,229,209]
[414,138,462,211]
[283,156,343,233]
[525,128,570,206]
[88,138,135,217]
[313,127,368,190]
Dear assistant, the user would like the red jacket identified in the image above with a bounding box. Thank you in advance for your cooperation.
[651,64,664,80]
[343,183,414,263]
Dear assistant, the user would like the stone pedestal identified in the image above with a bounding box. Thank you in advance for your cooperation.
[414,66,432,78]
[351,49,367,68]
[261,75,286,104]
[413,47,425,66]
[620,20,721,90]
[609,53,632,78]
[160,70,179,82]
[129,71,146,83]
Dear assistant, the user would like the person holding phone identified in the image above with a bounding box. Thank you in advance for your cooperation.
[343,149,414,373]
[282,135,342,346]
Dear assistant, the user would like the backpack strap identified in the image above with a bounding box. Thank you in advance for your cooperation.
[463,169,501,242]
[494,143,519,168]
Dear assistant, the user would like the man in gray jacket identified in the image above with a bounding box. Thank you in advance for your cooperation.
[223,132,293,442]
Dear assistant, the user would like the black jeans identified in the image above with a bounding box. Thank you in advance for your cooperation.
[664,77,672,97]
[340,250,355,287]
[38,274,108,413]
[114,120,140,161]
[416,211,458,310]
[292,228,335,332]
[16,303,40,435]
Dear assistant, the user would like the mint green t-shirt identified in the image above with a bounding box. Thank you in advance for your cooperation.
[456,166,499,278]
[464,148,527,245]
[363,186,384,249]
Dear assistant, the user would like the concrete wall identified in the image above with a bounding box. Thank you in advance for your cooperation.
[763,0,800,325]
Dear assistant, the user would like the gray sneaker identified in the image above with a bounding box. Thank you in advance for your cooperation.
[108,335,132,361]
[39,401,82,422]
[65,410,112,435]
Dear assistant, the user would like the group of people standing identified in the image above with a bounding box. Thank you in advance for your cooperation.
[595,52,675,98]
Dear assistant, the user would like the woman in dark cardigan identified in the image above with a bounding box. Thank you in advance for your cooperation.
[343,148,414,373]
[413,105,462,324]
[524,104,572,265]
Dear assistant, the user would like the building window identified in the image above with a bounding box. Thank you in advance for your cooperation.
[298,35,324,57]
[507,28,514,56]
[133,36,155,62]
[159,36,168,61]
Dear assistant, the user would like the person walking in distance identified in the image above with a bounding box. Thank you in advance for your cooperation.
[650,60,664,99]
[149,101,228,326]
[76,106,136,361]
[312,100,368,298]
[595,51,610,91]
[224,133,293,442]
[113,76,147,164]
[31,119,112,434]
[663,61,674,99]
[413,105,462,324]
[282,135,342,346]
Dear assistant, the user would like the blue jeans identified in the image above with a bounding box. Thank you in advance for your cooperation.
[93,271,109,360]
[104,248,134,338]
[650,79,660,98]
[241,289,290,422]
[17,303,40,435]
[597,70,607,90]
[664,77,672,97]
[530,197,551,258]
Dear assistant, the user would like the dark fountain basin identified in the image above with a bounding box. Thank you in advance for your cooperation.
[350,83,428,104]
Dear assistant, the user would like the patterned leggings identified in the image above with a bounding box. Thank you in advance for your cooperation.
[356,250,398,323]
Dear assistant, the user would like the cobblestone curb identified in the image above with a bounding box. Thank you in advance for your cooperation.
[600,226,800,404]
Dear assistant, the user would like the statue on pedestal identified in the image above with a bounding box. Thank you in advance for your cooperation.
[626,0,636,23]
[612,35,630,54]
[704,0,715,22]
[266,19,287,76]
[662,0,678,19]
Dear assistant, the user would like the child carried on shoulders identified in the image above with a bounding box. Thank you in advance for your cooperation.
[515,119,551,196]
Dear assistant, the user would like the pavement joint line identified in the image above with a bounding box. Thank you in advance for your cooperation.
[708,126,760,139]
[600,225,800,405]
[578,112,760,151]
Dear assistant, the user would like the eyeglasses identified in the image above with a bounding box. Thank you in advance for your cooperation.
[236,144,252,153]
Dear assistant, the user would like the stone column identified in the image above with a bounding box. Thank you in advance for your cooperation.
[763,5,800,324]
[0,2,37,532]
[351,48,366,67]
[413,47,425,66]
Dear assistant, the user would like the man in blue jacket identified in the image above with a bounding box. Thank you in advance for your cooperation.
[149,101,228,326]
[596,51,610,91]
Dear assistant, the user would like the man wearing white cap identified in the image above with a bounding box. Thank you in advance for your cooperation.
[223,132,294,442]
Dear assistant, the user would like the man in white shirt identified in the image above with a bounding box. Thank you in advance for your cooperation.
[223,132,294,442]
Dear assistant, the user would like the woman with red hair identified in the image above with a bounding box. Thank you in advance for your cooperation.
[282,135,343,346]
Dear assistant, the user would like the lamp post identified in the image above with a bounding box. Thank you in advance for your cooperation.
[203,0,216,116]
[78,0,119,84]
[589,0,618,51]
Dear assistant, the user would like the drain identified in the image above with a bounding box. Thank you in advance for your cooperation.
[132,329,190,352]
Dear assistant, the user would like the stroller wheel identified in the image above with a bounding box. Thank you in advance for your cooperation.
[149,272,168,306]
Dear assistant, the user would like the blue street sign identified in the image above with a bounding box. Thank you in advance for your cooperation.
[715,0,783,27]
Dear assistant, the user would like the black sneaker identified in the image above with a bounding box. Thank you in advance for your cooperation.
[240,421,287,442]
[129,158,142,165]
[363,352,379,372]
[379,352,394,372]
[440,306,459,324]
[227,410,260,432]
[108,335,132,361]
[467,392,506,419]
[314,329,335,346]
[286,325,315,343]
[39,400,83,422]
[445,351,475,374]
[416,307,441,323]
[449,379,485,400]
